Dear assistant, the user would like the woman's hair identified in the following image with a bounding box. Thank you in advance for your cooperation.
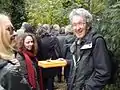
[69,8,93,27]
[0,14,15,60]
[16,33,38,55]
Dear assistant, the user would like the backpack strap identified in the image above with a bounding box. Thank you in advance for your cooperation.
[92,34,107,49]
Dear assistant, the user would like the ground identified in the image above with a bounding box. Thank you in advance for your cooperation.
[54,76,67,90]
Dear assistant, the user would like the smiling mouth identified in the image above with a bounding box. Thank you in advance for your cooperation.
[76,29,82,34]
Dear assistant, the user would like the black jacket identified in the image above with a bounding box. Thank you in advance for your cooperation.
[37,35,62,78]
[0,59,31,90]
[68,30,111,90]
[37,35,62,60]
[64,34,75,59]
[57,35,66,58]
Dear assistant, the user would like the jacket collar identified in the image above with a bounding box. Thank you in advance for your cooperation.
[70,29,96,54]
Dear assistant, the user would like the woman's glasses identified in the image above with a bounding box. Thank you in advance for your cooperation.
[6,26,16,35]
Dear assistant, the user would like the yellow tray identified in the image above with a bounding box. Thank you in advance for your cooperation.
[38,59,67,68]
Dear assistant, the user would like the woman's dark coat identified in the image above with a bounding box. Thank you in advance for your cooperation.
[0,59,31,90]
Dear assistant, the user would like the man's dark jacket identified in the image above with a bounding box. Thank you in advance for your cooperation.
[68,30,111,90]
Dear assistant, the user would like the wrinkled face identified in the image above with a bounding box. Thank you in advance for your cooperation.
[72,15,89,39]
[24,36,34,51]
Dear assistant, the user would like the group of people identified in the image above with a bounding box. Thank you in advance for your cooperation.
[0,8,111,90]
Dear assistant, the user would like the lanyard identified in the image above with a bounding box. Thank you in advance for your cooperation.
[72,54,80,68]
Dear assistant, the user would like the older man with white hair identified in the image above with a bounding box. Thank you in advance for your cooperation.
[67,8,111,90]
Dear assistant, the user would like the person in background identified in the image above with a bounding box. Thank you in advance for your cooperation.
[60,26,65,35]
[16,22,26,36]
[0,14,32,90]
[67,8,111,90]
[63,25,75,83]
[16,33,43,90]
[36,26,62,90]
[17,22,35,35]
[56,28,66,83]
[51,24,60,36]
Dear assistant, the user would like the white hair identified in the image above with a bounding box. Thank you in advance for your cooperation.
[69,8,93,26]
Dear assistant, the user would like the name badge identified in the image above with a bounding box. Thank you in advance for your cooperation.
[80,42,92,49]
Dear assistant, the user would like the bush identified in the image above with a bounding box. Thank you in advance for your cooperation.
[93,1,120,90]
[0,0,26,29]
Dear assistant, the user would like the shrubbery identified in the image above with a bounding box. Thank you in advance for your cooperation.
[0,0,26,29]
[93,1,120,90]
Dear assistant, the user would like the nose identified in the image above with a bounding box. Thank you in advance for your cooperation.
[13,31,18,36]
[75,24,81,31]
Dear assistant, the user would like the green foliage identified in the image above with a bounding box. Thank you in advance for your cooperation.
[93,1,120,89]
[90,0,107,15]
[10,0,27,29]
[25,0,109,27]
[0,0,11,15]
[74,0,107,15]
[0,0,26,29]
[25,0,81,26]
[97,1,120,57]
[107,0,119,6]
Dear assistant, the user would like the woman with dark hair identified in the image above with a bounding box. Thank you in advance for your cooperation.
[16,33,43,90]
